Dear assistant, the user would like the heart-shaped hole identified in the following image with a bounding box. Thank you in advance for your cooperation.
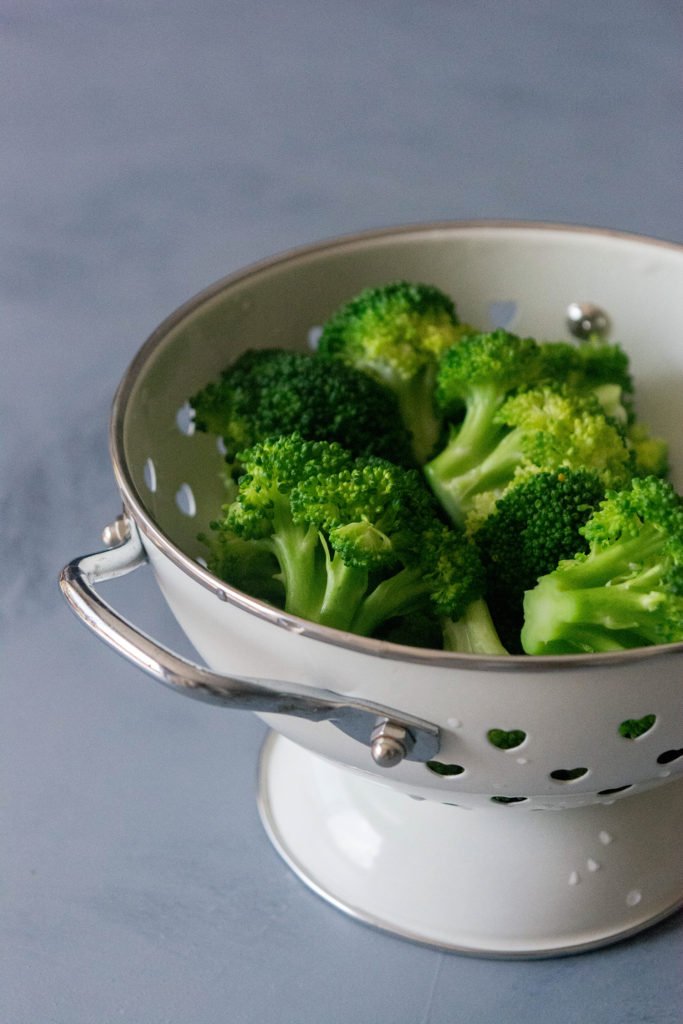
[619,714,656,739]
[427,761,464,777]
[487,728,526,750]
[550,767,588,782]
[488,300,517,330]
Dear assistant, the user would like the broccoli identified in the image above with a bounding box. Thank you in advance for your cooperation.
[441,598,509,655]
[423,330,543,518]
[521,476,683,654]
[538,338,669,475]
[190,348,414,467]
[211,432,506,651]
[426,382,633,527]
[538,337,634,420]
[627,421,670,479]
[316,281,465,463]
[473,468,607,651]
[199,527,284,607]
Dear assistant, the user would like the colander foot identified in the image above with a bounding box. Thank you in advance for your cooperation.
[257,733,683,958]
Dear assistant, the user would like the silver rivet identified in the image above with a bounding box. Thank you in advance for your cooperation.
[102,515,130,547]
[370,720,409,768]
[566,302,611,341]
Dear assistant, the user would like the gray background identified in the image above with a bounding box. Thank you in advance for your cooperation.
[3,2,682,1022]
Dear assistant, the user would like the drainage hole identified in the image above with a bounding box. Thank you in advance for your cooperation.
[657,749,683,765]
[307,325,323,350]
[550,767,588,782]
[490,796,528,805]
[487,728,527,750]
[619,714,656,739]
[487,300,517,330]
[175,483,197,517]
[176,401,196,436]
[597,784,632,796]
[143,457,157,493]
[426,761,464,777]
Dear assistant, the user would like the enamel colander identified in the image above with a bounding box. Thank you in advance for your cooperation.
[61,222,683,958]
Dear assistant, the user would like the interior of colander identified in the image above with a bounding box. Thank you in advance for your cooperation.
[117,223,683,564]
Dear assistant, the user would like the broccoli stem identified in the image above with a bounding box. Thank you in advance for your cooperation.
[393,365,443,464]
[426,383,507,480]
[269,520,326,622]
[316,545,370,631]
[442,598,508,654]
[524,575,667,650]
[350,565,431,637]
[426,426,524,525]
[540,525,666,588]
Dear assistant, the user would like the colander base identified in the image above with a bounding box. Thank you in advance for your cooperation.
[258,733,683,958]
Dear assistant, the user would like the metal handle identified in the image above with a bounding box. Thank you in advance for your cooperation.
[59,516,440,767]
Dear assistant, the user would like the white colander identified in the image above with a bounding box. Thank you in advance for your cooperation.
[60,222,683,957]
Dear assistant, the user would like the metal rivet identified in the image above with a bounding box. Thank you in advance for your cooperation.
[102,515,131,548]
[370,720,409,768]
[566,302,610,341]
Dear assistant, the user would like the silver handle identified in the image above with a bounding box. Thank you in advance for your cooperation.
[59,516,440,767]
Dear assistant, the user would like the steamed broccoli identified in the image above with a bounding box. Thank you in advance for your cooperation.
[426,381,632,527]
[190,348,414,466]
[521,476,683,654]
[627,421,670,479]
[473,468,607,651]
[423,330,544,519]
[199,527,284,607]
[316,281,465,463]
[209,433,506,651]
[538,337,634,420]
[538,338,669,474]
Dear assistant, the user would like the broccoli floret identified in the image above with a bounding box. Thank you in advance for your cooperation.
[521,476,683,654]
[538,338,669,474]
[473,468,606,651]
[426,382,633,527]
[424,330,543,517]
[316,281,465,463]
[190,348,414,466]
[215,433,496,640]
[627,421,670,478]
[538,337,634,419]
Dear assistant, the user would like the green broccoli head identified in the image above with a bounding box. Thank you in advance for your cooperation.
[473,468,606,651]
[496,385,633,486]
[626,421,670,479]
[538,338,634,412]
[426,382,633,527]
[425,330,543,504]
[291,457,433,571]
[435,329,542,418]
[537,338,670,475]
[213,433,496,639]
[521,475,683,654]
[190,348,414,466]
[317,281,465,463]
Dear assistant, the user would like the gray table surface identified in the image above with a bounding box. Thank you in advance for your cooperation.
[3,3,682,1021]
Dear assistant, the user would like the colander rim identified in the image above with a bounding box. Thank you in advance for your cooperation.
[109,218,683,673]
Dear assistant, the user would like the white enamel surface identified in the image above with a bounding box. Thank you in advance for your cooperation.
[146,539,683,809]
[259,734,683,957]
